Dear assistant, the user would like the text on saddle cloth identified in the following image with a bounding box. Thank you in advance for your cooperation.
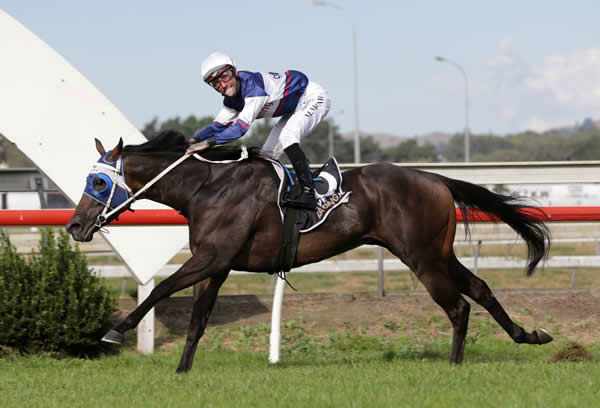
[271,157,352,233]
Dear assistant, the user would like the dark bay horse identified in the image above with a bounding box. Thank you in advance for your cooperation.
[66,130,553,373]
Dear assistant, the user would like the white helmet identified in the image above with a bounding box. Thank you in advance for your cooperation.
[201,51,236,82]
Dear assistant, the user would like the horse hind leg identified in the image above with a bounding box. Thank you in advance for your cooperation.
[411,257,471,364]
[381,225,470,362]
[448,254,552,345]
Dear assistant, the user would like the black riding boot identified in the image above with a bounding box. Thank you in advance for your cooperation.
[284,143,317,210]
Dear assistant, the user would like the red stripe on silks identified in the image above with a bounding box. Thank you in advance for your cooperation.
[236,119,249,130]
[274,71,290,116]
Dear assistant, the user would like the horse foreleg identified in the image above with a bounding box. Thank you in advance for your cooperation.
[176,272,229,373]
[102,250,222,344]
[448,255,553,345]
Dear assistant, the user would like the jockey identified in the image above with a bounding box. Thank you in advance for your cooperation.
[186,51,331,210]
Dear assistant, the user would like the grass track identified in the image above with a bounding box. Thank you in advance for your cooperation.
[1,338,598,408]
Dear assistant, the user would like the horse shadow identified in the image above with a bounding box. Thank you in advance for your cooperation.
[153,295,270,345]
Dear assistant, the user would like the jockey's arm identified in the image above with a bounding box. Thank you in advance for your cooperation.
[191,106,238,143]
[193,96,268,145]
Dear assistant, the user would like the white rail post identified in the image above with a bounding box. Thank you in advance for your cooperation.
[377,247,385,296]
[269,277,286,364]
[474,240,482,276]
[137,279,155,354]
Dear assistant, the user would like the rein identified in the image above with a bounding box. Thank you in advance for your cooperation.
[94,146,249,228]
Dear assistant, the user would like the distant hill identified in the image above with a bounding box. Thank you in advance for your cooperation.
[415,132,454,149]
[339,131,405,148]
[342,116,600,151]
[341,130,453,150]
[546,117,600,135]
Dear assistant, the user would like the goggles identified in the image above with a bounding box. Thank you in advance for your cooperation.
[205,65,235,88]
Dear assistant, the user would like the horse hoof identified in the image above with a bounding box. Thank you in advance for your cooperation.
[535,328,553,344]
[102,329,124,345]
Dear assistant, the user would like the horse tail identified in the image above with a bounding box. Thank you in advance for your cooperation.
[437,175,550,276]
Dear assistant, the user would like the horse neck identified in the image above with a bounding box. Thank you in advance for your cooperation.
[123,152,209,211]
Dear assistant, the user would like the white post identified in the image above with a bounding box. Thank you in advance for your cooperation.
[377,247,385,297]
[137,279,154,354]
[268,277,286,364]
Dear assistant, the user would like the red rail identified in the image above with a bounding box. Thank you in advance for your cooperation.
[0,207,600,226]
[0,209,187,225]
[455,206,600,222]
[1,207,600,226]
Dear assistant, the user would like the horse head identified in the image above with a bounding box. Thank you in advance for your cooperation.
[66,138,130,242]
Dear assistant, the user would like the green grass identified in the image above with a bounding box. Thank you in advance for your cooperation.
[1,335,598,408]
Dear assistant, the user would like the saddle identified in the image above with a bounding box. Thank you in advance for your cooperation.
[270,157,351,273]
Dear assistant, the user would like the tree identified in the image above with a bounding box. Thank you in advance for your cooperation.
[141,115,213,140]
[360,135,386,163]
[569,133,600,160]
[383,139,438,162]
[239,118,274,147]
[442,133,515,162]
[140,116,160,140]
[139,113,446,163]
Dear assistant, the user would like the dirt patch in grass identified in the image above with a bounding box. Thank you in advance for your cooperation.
[116,288,600,349]
[551,341,594,362]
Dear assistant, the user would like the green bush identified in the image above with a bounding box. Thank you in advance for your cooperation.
[0,229,115,356]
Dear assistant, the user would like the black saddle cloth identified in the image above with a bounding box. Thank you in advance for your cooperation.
[273,157,351,232]
[270,157,352,273]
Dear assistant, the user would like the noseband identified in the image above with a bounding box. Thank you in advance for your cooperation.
[83,152,133,228]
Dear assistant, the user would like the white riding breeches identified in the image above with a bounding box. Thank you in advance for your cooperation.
[261,81,331,159]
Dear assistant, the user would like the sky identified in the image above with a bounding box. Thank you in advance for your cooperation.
[3,1,600,138]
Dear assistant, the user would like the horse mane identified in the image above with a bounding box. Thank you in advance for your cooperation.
[123,129,265,161]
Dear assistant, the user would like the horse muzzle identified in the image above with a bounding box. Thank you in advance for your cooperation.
[65,219,96,242]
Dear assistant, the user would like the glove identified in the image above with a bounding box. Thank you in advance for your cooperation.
[185,136,216,155]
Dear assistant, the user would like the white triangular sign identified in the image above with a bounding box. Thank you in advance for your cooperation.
[0,10,188,284]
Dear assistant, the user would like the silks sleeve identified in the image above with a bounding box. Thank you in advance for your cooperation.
[207,96,268,144]
[193,106,238,141]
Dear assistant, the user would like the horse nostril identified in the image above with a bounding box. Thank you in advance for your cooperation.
[66,222,81,235]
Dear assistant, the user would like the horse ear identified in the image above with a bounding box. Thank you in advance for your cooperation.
[105,138,124,161]
[95,138,106,155]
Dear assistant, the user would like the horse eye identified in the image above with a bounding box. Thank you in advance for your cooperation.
[93,177,106,192]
